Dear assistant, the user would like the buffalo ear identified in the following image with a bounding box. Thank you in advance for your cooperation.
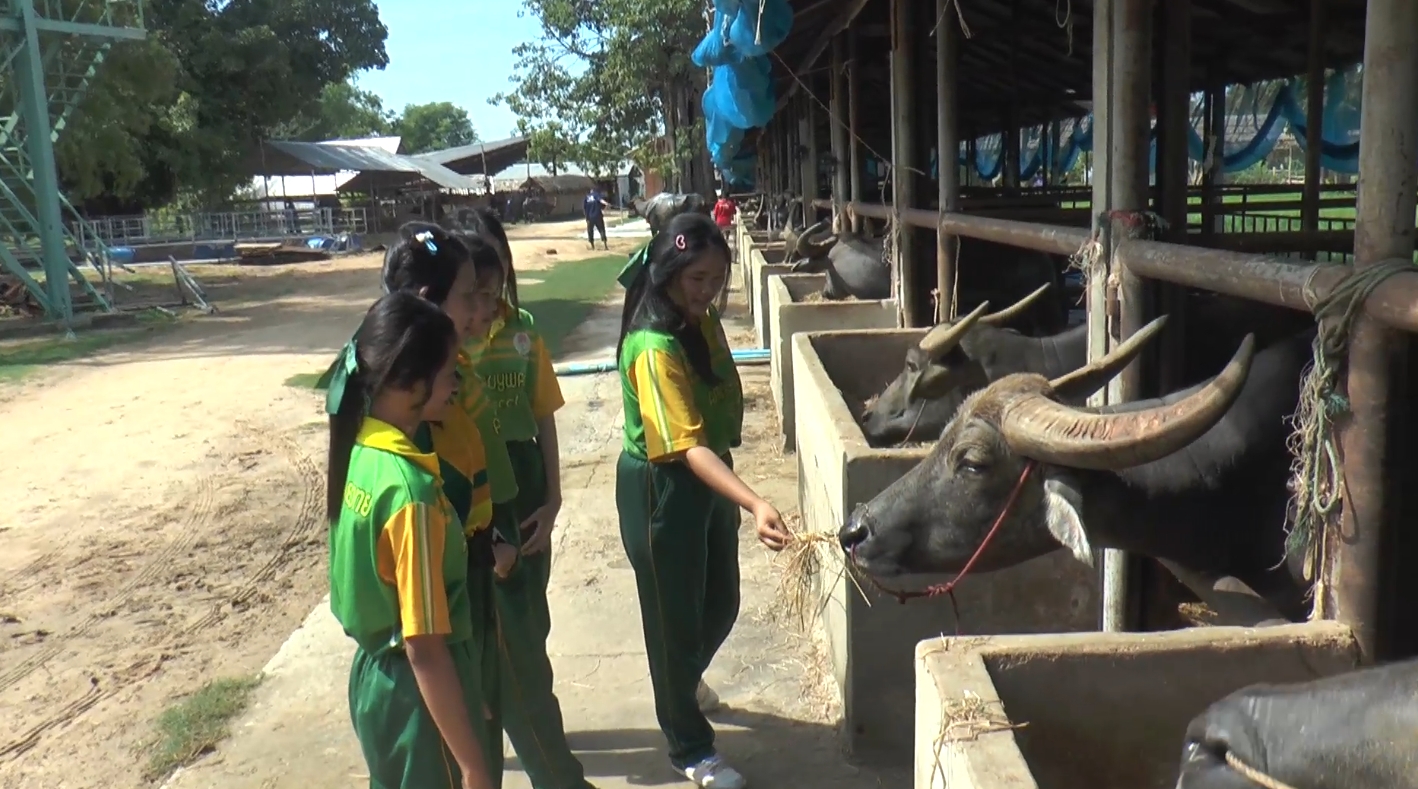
[1043,476,1093,566]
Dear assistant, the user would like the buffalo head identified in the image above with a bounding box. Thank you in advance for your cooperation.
[839,319,1255,577]
[788,220,838,271]
[859,285,1061,445]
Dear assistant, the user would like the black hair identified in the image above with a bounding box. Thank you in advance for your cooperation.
[383,220,502,305]
[458,207,519,310]
[616,211,731,386]
[327,291,458,522]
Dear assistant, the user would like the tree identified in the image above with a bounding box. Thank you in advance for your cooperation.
[393,102,478,155]
[493,0,715,195]
[522,121,578,175]
[279,81,395,142]
[59,0,390,209]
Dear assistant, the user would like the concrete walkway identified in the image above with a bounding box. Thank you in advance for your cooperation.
[163,307,904,789]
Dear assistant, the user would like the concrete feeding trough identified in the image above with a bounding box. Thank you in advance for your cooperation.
[792,328,1100,764]
[749,244,794,348]
[768,274,896,451]
[914,622,1358,789]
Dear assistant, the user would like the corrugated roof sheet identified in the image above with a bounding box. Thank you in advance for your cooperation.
[261,140,482,191]
[413,136,530,166]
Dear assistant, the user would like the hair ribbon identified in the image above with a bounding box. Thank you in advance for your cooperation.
[317,337,361,415]
[413,230,438,254]
[616,242,651,289]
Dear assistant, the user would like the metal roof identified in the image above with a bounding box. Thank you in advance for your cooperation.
[253,140,484,192]
[412,136,531,174]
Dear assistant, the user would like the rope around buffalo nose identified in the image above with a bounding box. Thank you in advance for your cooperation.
[1284,258,1414,580]
[1224,751,1299,789]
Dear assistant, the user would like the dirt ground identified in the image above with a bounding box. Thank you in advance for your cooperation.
[0,219,652,788]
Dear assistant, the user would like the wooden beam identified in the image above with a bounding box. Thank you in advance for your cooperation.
[775,0,875,113]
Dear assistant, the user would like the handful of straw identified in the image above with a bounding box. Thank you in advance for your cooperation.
[774,513,868,632]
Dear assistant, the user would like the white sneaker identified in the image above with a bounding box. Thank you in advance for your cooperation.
[681,754,746,789]
[696,680,722,713]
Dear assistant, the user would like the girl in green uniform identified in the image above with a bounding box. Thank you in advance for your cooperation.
[457,209,596,789]
[327,291,503,789]
[376,222,525,787]
[614,212,790,789]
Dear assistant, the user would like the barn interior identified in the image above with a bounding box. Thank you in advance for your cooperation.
[749,0,1418,663]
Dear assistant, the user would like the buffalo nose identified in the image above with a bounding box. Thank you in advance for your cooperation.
[839,515,869,551]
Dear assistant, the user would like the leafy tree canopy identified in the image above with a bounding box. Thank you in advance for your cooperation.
[493,0,707,177]
[392,101,479,154]
[279,81,395,142]
[60,0,389,210]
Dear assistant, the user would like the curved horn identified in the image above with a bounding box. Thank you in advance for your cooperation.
[796,220,837,258]
[980,283,1053,327]
[998,332,1256,471]
[917,300,991,356]
[1049,314,1170,401]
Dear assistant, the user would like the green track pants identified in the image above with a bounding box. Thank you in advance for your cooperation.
[614,450,742,769]
[493,438,592,789]
[348,564,502,789]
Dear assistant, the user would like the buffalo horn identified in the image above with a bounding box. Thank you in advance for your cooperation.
[796,220,837,259]
[998,332,1255,471]
[1048,314,1169,401]
[917,300,991,356]
[980,283,1053,326]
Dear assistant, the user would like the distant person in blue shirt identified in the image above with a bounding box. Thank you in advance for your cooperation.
[583,188,610,250]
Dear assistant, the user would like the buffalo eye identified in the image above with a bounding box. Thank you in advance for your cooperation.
[955,453,989,475]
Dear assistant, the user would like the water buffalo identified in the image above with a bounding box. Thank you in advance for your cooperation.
[631,192,711,235]
[837,326,1316,620]
[1176,659,1418,789]
[789,221,1067,333]
[860,287,1088,446]
[860,292,1315,448]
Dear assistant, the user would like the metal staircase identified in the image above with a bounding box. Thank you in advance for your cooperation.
[0,0,144,322]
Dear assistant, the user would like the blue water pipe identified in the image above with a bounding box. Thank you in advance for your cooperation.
[554,348,771,377]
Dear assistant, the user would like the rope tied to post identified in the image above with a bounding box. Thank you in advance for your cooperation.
[1283,258,1415,575]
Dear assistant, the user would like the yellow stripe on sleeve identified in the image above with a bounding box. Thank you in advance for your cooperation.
[378,502,452,638]
[530,335,565,419]
[632,348,706,461]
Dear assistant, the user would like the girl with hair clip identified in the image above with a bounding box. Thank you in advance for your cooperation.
[455,208,595,789]
[326,291,509,789]
[614,212,790,789]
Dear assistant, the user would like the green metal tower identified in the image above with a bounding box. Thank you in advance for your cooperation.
[0,0,145,323]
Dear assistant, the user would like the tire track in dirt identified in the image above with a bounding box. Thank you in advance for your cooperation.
[0,659,164,761]
[0,473,218,693]
[0,547,67,600]
[182,421,324,634]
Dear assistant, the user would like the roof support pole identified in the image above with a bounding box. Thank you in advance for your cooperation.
[889,0,917,327]
[1300,0,1326,255]
[830,33,849,233]
[934,0,959,323]
[802,76,820,218]
[1092,0,1153,634]
[1155,0,1190,396]
[1330,0,1418,661]
[847,24,862,235]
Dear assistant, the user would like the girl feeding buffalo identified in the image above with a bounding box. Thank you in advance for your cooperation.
[614,211,790,789]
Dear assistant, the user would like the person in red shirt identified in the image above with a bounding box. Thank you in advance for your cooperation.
[712,193,736,233]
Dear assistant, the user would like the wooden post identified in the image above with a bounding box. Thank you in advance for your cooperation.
[1330,0,1418,661]
[848,24,863,234]
[936,0,959,322]
[831,34,850,233]
[1300,0,1327,256]
[803,76,821,217]
[890,0,918,327]
[1156,0,1191,395]
[1201,74,1226,239]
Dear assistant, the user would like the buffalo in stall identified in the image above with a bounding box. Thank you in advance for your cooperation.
[860,291,1315,447]
[630,192,712,235]
[788,221,1068,333]
[1176,659,1418,789]
[837,324,1317,621]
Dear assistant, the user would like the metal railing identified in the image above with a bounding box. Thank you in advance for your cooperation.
[80,207,371,246]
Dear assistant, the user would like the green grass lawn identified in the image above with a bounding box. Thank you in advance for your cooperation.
[291,253,628,389]
[518,253,627,358]
[0,309,177,384]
